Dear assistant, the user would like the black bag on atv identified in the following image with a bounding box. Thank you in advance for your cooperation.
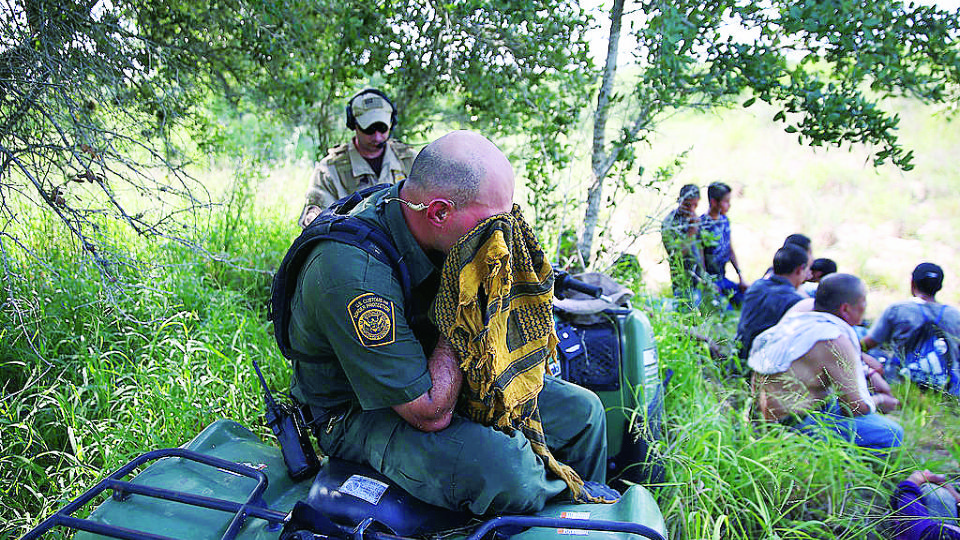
[553,272,635,391]
[555,319,622,391]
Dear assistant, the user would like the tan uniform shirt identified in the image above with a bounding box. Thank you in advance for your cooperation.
[298,139,416,227]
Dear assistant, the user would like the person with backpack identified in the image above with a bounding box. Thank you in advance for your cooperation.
[861,263,960,395]
[275,130,612,516]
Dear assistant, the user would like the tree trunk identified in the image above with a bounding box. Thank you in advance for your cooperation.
[580,0,624,266]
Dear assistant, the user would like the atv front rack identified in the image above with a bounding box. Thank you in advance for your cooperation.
[20,448,288,540]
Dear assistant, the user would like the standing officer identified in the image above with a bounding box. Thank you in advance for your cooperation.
[298,88,417,228]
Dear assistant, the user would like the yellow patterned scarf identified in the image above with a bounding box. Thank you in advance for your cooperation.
[432,204,604,504]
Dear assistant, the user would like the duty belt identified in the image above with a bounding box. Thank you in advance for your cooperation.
[297,402,350,435]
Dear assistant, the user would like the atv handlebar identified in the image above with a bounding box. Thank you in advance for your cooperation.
[554,269,603,299]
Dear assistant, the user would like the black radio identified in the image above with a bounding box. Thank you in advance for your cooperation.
[252,360,320,481]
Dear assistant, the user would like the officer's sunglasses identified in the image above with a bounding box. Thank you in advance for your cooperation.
[359,122,389,135]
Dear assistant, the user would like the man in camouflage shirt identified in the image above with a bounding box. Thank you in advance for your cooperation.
[298,88,417,227]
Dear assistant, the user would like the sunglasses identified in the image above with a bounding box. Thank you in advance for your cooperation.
[359,123,389,135]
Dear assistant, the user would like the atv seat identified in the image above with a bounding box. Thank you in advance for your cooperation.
[284,457,475,537]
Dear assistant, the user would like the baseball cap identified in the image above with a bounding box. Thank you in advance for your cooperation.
[912,262,944,292]
[351,91,393,130]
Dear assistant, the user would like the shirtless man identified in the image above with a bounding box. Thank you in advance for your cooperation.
[749,273,903,451]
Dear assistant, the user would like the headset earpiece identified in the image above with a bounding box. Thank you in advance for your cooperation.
[345,102,355,130]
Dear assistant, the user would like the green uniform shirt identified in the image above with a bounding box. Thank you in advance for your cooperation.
[289,183,442,412]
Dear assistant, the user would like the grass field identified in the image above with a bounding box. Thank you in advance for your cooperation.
[581,97,960,317]
[2,97,959,539]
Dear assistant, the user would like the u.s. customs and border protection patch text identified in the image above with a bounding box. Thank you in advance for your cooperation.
[348,293,396,347]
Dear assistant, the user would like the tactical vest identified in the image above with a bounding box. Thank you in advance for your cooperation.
[269,184,413,362]
[329,141,417,189]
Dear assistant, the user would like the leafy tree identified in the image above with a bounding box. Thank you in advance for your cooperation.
[0,0,593,276]
[342,1,595,234]
[580,0,960,264]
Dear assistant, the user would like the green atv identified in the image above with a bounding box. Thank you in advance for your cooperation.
[21,272,668,540]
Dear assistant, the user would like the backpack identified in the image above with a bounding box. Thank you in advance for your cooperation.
[268,184,411,362]
[901,305,958,395]
[554,318,621,391]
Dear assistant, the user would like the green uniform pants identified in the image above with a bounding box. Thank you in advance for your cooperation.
[315,376,607,515]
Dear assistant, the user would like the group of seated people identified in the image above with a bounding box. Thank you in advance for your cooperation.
[662,184,959,536]
[734,236,959,452]
[736,240,960,537]
[661,183,957,449]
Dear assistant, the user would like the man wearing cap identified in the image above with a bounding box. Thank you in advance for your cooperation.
[298,88,418,228]
[862,262,960,379]
[661,184,708,299]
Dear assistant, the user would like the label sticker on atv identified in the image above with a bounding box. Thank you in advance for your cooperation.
[557,511,591,535]
[339,474,389,505]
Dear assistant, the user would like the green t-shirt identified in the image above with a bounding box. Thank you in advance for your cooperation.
[288,183,442,412]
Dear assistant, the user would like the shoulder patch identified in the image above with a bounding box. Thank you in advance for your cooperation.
[348,293,396,347]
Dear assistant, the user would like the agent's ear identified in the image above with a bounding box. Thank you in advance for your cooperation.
[425,200,454,226]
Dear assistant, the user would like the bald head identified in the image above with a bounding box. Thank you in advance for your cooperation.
[814,273,865,316]
[400,131,515,253]
[406,130,512,207]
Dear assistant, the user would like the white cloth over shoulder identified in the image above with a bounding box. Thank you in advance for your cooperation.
[748,311,861,374]
[748,310,876,413]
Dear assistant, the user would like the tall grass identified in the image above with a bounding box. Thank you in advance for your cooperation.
[0,183,297,537]
[6,195,957,538]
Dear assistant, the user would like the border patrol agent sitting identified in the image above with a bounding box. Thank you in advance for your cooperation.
[298,88,417,228]
[286,130,609,515]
